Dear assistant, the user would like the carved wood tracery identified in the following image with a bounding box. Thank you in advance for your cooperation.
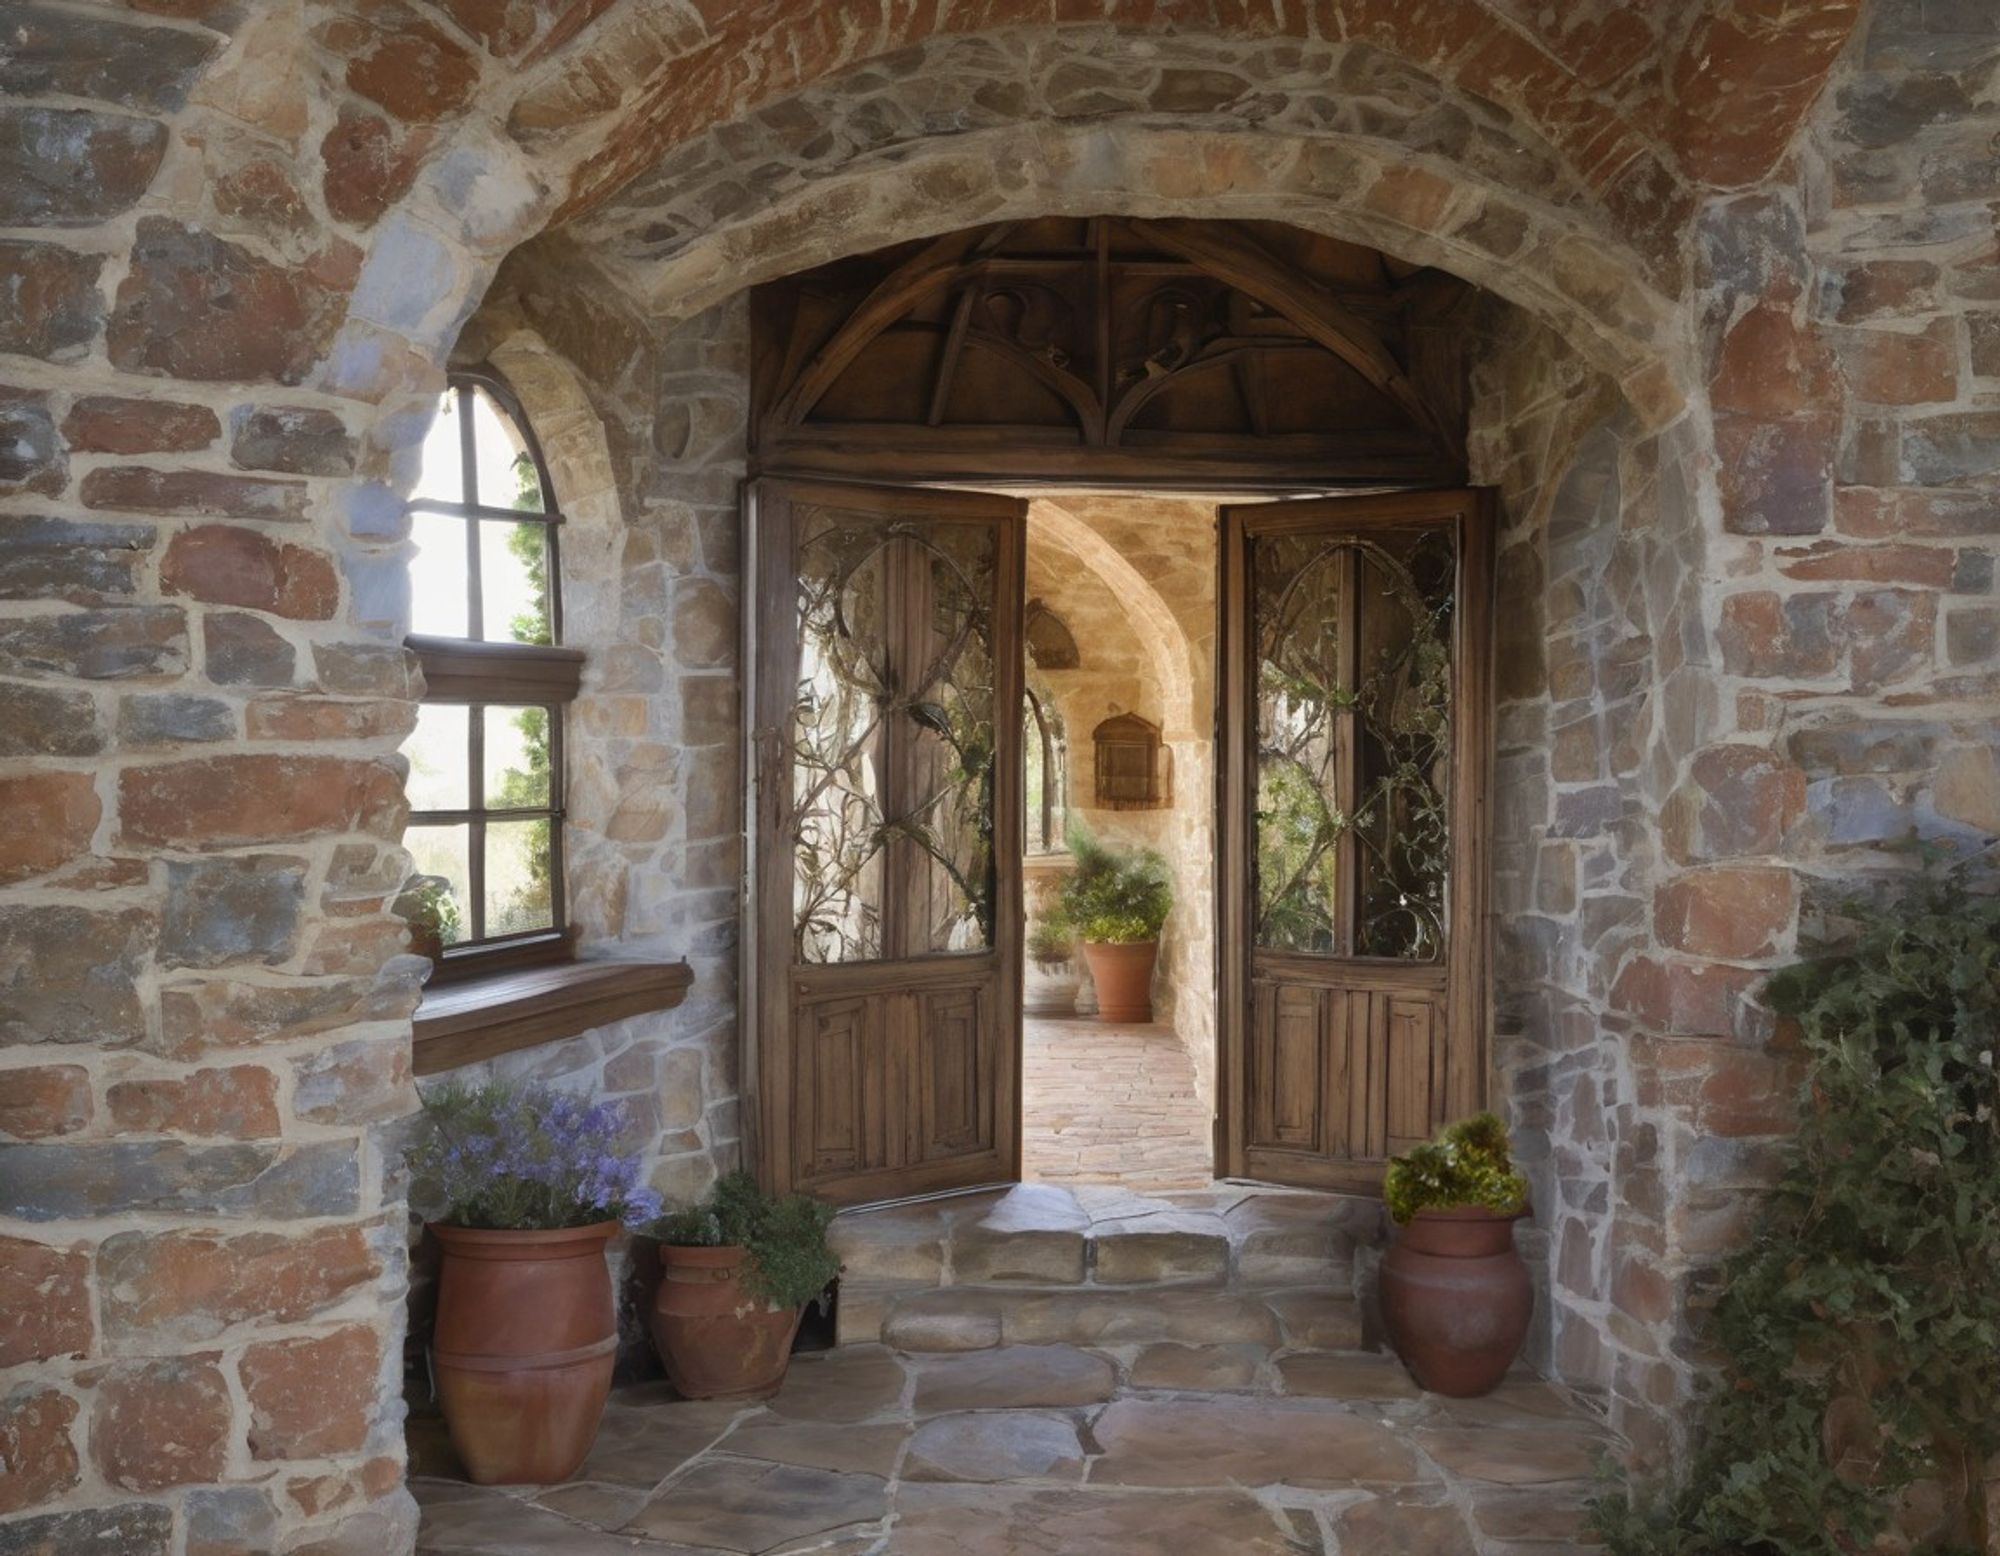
[751,217,1471,489]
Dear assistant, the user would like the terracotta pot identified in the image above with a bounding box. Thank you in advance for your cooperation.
[429,1221,618,1485]
[649,1244,803,1401]
[1082,940,1158,1023]
[1380,1206,1532,1397]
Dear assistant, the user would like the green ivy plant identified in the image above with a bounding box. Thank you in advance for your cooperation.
[654,1171,842,1313]
[1591,869,2000,1556]
[1057,825,1172,944]
[1383,1112,1529,1224]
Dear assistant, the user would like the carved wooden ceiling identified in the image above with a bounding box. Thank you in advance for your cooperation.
[749,217,1475,489]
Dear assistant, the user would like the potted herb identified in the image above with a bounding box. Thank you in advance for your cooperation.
[397,876,460,974]
[1024,909,1081,1017]
[648,1171,840,1401]
[1379,1112,1532,1397]
[1056,827,1172,1023]
[407,1081,661,1484]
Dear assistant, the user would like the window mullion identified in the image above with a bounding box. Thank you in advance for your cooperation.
[468,703,487,943]
[1335,543,1361,960]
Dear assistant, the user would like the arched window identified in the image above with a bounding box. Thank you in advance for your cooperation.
[1024,684,1068,855]
[398,371,583,972]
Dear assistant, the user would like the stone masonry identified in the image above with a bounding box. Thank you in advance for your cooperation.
[3,3,1995,1553]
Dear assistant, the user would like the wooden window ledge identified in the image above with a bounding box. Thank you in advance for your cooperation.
[412,959,693,1075]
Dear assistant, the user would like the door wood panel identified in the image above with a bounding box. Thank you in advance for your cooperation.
[745,479,1025,1205]
[1218,489,1493,1195]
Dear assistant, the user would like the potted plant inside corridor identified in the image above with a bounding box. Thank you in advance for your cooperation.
[649,1171,841,1400]
[1024,908,1082,1016]
[408,1080,661,1485]
[1379,1112,1533,1397]
[1057,827,1173,1024]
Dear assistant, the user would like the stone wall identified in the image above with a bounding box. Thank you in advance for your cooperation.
[6,0,1994,1549]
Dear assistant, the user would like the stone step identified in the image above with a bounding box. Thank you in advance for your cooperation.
[851,1282,1368,1353]
[828,1181,1380,1299]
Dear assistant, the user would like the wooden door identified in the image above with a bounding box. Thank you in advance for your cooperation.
[1217,490,1494,1193]
[744,479,1026,1205]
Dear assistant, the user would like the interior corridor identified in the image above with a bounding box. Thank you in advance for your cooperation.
[1020,1018,1213,1192]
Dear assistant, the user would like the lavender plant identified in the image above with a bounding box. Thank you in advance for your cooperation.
[408,1080,662,1230]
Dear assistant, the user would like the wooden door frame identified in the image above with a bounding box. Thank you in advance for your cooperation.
[742,477,1027,1202]
[1214,487,1496,1189]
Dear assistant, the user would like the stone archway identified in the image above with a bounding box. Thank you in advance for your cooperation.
[7,3,1918,1549]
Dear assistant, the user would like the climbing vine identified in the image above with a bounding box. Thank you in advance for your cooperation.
[1592,867,2000,1556]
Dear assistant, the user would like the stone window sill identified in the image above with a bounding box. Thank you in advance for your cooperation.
[412,959,694,1076]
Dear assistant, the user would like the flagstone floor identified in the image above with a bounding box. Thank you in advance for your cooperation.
[1020,1016,1213,1191]
[412,1342,1616,1554]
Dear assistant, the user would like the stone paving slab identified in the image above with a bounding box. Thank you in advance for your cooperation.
[415,1342,1618,1555]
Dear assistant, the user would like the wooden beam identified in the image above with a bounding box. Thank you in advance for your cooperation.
[927,285,977,426]
[772,224,1018,428]
[1124,218,1461,462]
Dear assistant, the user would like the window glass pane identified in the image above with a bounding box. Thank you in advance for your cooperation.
[480,518,552,645]
[468,385,545,514]
[402,703,469,812]
[411,388,465,505]
[1253,533,1347,954]
[404,824,471,946]
[486,819,554,938]
[409,511,471,638]
[793,506,890,964]
[1352,527,1454,962]
[484,705,551,810]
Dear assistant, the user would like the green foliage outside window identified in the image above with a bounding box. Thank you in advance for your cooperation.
[1591,867,2000,1556]
[495,451,553,919]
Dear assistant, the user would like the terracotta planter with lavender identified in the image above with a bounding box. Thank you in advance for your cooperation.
[649,1244,804,1401]
[1379,1206,1533,1397]
[430,1221,619,1483]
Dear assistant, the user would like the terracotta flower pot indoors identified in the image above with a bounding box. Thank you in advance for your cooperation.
[650,1244,804,1401]
[429,1220,619,1484]
[1379,1205,1533,1397]
[1082,940,1158,1023]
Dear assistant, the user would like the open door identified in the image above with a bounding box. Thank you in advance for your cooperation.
[1217,489,1494,1193]
[744,479,1026,1205]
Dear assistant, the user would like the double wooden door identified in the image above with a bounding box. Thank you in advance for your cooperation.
[1218,490,1494,1193]
[744,479,1025,1205]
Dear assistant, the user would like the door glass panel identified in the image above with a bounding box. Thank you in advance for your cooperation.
[794,507,892,964]
[1253,532,1348,953]
[906,524,997,954]
[1352,528,1454,961]
[1252,525,1456,960]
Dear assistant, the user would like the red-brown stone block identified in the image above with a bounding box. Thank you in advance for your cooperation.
[90,1356,233,1492]
[1663,744,1807,864]
[0,1065,93,1140]
[0,772,102,886]
[107,220,351,386]
[318,4,482,123]
[1717,590,1839,678]
[106,1066,283,1139]
[240,1326,380,1459]
[161,525,340,620]
[0,1238,93,1367]
[1833,318,1959,407]
[0,1388,81,1515]
[98,1226,380,1346]
[63,395,222,455]
[1653,867,1795,960]
[1610,955,1766,1039]
[118,755,404,848]
[0,240,106,362]
[82,466,309,522]
[320,104,434,228]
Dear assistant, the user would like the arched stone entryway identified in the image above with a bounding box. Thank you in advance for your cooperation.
[22,3,1979,1551]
